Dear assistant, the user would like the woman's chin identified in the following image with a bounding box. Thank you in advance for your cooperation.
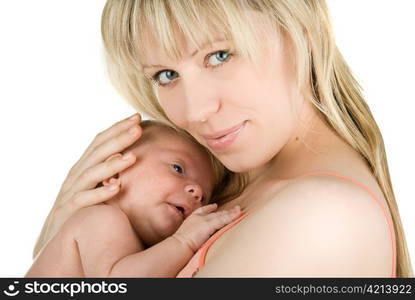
[216,154,260,174]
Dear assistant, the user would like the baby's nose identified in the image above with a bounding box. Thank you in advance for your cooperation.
[184,183,203,204]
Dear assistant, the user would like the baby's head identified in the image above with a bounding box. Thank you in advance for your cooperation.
[104,120,224,246]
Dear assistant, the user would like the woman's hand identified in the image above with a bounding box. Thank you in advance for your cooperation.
[33,113,143,259]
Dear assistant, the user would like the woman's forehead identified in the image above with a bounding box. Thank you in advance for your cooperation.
[139,27,227,67]
[137,9,277,67]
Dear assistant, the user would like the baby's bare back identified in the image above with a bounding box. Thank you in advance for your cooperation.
[26,205,143,277]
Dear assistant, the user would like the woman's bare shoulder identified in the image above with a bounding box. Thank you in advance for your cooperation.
[265,172,385,210]
[201,174,394,277]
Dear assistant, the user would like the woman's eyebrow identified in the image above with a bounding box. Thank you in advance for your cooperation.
[142,63,168,69]
[188,38,227,57]
[142,39,227,69]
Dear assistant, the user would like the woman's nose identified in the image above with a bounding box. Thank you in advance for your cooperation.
[188,98,220,124]
[184,183,203,204]
[182,77,221,123]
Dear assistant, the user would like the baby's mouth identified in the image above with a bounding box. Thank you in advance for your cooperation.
[167,203,185,219]
[175,205,185,216]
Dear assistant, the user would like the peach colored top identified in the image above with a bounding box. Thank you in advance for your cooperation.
[176,171,397,278]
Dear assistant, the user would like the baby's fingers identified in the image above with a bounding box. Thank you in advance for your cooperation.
[192,203,218,215]
[207,206,242,229]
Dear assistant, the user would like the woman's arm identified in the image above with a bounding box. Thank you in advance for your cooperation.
[33,113,142,258]
[196,175,394,277]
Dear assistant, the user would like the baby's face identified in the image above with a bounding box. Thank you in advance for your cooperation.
[115,126,216,245]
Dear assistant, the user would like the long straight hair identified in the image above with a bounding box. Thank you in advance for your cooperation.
[101,0,413,277]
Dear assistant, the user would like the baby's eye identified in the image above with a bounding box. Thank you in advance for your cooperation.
[172,164,184,174]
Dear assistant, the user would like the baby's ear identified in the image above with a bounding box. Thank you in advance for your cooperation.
[102,153,122,186]
[102,176,120,187]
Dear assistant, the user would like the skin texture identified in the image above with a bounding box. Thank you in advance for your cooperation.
[142,13,302,176]
[25,201,240,277]
[26,127,243,277]
[33,11,395,277]
[105,126,216,247]
[139,12,395,277]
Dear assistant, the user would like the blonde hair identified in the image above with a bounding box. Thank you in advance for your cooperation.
[101,0,413,277]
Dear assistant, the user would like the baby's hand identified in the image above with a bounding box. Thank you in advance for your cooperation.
[172,203,242,252]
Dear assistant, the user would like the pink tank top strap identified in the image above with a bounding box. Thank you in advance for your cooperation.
[197,208,256,269]
[296,171,396,277]
[175,211,254,278]
[177,170,397,278]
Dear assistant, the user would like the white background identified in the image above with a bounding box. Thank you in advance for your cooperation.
[0,1,413,276]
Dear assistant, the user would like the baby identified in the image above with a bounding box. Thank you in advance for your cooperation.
[26,120,241,277]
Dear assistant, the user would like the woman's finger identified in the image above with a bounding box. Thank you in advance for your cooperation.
[72,113,141,170]
[68,184,121,210]
[72,151,136,192]
[71,123,142,180]
[84,113,141,155]
[64,114,141,183]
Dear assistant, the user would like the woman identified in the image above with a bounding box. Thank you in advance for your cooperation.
[33,0,412,277]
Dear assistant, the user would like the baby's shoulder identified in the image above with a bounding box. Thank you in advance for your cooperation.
[75,203,127,220]
[67,204,134,239]
[70,204,127,224]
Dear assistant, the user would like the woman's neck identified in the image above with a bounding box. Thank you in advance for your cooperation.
[249,100,330,180]
[225,100,349,211]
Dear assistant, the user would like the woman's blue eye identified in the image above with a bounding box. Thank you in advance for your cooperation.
[172,164,183,174]
[207,50,230,67]
[151,49,232,87]
[153,70,178,87]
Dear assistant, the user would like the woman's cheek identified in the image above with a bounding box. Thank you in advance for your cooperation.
[157,91,186,126]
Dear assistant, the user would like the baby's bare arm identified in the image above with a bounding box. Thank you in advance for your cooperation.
[25,204,135,277]
[106,204,241,277]
[74,205,195,277]
[78,204,243,277]
[72,205,143,276]
[27,203,241,277]
[108,236,195,277]
[76,204,242,277]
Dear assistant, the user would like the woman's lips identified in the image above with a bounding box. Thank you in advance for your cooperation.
[203,121,247,151]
